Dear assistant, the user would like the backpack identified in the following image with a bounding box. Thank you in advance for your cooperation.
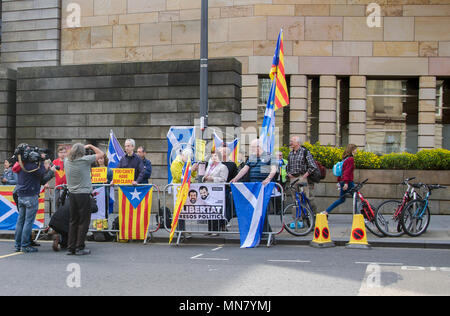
[332,158,349,177]
[302,147,326,183]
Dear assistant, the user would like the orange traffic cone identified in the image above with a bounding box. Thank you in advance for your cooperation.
[310,213,335,248]
[346,214,371,250]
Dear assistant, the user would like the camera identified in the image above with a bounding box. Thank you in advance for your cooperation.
[11,144,52,164]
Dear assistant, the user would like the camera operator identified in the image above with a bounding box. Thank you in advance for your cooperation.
[64,143,104,256]
[13,145,46,253]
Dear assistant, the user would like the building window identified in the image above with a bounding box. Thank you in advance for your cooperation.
[437,79,450,150]
[307,77,319,144]
[257,76,290,148]
[337,77,349,147]
[366,79,419,154]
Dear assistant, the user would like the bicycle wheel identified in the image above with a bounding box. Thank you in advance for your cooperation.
[361,203,385,237]
[401,199,431,237]
[282,203,315,236]
[375,200,405,237]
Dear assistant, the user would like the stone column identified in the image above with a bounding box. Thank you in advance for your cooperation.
[240,74,259,152]
[418,76,436,150]
[319,75,337,146]
[289,75,308,143]
[349,76,367,149]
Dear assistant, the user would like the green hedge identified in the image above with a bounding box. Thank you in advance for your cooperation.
[278,142,450,170]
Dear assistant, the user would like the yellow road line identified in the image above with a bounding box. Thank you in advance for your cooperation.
[0,252,23,259]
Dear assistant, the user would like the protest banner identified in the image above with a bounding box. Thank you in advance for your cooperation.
[113,168,135,185]
[173,183,225,221]
[91,167,107,183]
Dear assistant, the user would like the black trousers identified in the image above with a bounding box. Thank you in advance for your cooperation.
[68,193,91,251]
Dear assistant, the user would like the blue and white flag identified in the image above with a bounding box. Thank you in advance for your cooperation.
[260,79,276,155]
[230,182,275,248]
[107,130,125,214]
[167,126,196,183]
[107,130,125,169]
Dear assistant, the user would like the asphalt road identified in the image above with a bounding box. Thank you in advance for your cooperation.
[0,239,449,297]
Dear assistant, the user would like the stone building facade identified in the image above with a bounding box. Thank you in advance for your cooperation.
[1,0,450,157]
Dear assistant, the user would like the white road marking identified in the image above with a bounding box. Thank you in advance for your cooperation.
[268,259,311,263]
[190,253,229,261]
[355,261,403,266]
[211,245,223,251]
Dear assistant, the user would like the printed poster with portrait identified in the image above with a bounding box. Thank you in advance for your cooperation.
[173,183,225,221]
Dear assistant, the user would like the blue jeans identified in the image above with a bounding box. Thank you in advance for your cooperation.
[15,196,39,249]
[325,181,355,214]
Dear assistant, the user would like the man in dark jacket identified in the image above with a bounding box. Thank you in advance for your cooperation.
[14,156,45,253]
[137,146,152,184]
[118,139,145,185]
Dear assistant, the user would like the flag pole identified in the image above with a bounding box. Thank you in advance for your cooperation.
[200,0,208,135]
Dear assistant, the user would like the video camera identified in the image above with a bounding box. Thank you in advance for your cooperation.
[11,144,57,169]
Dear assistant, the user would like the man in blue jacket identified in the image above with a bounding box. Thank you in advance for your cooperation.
[14,154,45,253]
[137,146,152,184]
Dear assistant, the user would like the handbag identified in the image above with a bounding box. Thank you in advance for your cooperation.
[90,194,98,214]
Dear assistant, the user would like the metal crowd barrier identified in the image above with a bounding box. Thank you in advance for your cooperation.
[162,182,285,247]
[40,183,161,245]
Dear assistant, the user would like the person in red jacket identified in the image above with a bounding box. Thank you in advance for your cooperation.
[322,144,357,216]
[53,146,67,207]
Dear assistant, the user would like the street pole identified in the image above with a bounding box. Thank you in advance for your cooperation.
[200,0,208,134]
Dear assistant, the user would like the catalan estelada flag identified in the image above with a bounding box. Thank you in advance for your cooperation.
[118,185,153,240]
[169,160,191,244]
[269,29,289,111]
[211,132,240,164]
[0,186,45,230]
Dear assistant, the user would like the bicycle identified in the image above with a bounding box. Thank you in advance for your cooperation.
[375,177,423,237]
[400,183,446,237]
[282,179,315,236]
[344,179,385,237]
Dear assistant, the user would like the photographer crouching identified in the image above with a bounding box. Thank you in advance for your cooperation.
[64,143,104,256]
[13,144,47,253]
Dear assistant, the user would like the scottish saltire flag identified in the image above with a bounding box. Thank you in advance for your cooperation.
[167,126,195,183]
[260,79,276,155]
[169,160,191,244]
[118,185,153,240]
[211,132,240,164]
[230,182,275,248]
[107,130,125,169]
[0,186,45,230]
[269,29,289,111]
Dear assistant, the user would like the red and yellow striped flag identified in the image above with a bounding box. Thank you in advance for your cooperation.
[118,185,153,240]
[36,188,45,228]
[169,160,191,244]
[269,29,289,111]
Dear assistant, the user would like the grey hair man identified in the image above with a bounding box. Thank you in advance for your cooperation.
[286,136,319,213]
[65,143,104,255]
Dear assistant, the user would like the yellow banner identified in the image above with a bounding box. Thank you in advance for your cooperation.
[91,167,107,183]
[113,168,135,185]
[195,139,206,162]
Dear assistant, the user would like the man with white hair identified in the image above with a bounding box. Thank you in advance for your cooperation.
[230,138,277,185]
[230,138,277,236]
[117,138,145,185]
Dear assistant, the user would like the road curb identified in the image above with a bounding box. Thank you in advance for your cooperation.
[1,232,449,250]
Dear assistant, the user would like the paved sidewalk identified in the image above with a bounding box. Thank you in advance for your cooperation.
[1,214,449,249]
